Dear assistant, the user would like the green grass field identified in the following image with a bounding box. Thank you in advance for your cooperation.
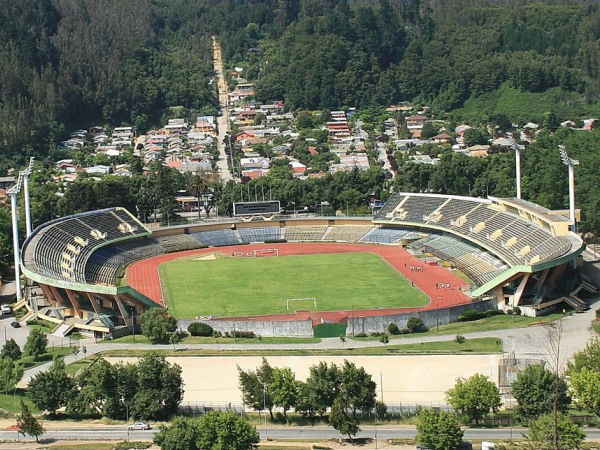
[160,252,429,318]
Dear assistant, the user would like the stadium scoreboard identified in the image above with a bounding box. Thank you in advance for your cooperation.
[233,201,281,216]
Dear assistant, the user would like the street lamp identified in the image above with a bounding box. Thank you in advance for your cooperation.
[436,296,442,332]
[291,201,296,216]
[263,383,268,441]
[509,137,525,199]
[131,307,136,343]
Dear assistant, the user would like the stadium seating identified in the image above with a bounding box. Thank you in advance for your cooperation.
[325,226,373,242]
[191,229,241,247]
[361,227,420,244]
[284,225,329,241]
[154,234,204,253]
[238,226,282,243]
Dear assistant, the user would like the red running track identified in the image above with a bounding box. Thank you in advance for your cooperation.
[127,243,471,324]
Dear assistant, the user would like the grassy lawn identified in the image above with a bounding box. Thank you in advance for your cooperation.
[160,252,428,318]
[0,387,38,414]
[95,337,501,358]
[104,334,321,345]
[351,313,564,342]
[20,346,79,370]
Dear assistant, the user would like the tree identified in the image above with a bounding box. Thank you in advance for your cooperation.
[463,128,490,147]
[511,364,570,422]
[567,367,600,418]
[237,358,274,418]
[567,337,600,373]
[527,412,585,450]
[130,352,183,420]
[24,328,47,360]
[18,400,44,443]
[416,408,463,450]
[0,357,23,394]
[339,360,377,417]
[300,361,340,418]
[28,357,73,415]
[379,334,389,345]
[139,308,177,344]
[153,416,201,450]
[1,338,22,361]
[421,122,439,139]
[68,357,121,419]
[446,373,502,424]
[196,410,260,450]
[330,397,359,441]
[269,367,299,423]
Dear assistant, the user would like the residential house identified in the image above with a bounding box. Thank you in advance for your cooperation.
[406,115,428,129]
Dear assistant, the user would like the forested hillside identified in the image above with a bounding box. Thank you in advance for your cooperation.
[2,0,600,168]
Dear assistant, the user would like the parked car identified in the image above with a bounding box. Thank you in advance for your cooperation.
[127,421,151,430]
[10,321,20,328]
[6,422,21,430]
[1,304,11,315]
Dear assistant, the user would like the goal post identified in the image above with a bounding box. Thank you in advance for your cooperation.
[286,297,317,312]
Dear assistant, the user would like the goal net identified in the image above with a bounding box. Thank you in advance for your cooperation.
[286,297,317,312]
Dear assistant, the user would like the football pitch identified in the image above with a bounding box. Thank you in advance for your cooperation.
[159,252,429,318]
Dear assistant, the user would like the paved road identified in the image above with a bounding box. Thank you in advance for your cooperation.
[211,35,234,183]
[1,424,600,443]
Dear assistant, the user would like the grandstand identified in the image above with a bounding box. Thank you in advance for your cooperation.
[18,193,586,338]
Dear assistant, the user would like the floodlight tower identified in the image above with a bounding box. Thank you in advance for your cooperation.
[558,145,579,233]
[509,137,525,199]
[7,172,24,301]
[22,157,35,237]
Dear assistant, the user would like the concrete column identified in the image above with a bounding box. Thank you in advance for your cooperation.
[23,174,32,237]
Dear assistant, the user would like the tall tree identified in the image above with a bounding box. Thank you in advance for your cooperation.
[0,357,24,395]
[18,400,44,443]
[446,373,502,424]
[527,412,585,450]
[330,397,359,442]
[27,357,73,415]
[196,410,260,450]
[153,416,201,450]
[24,328,47,360]
[1,338,22,361]
[139,308,177,344]
[339,360,377,417]
[416,408,463,450]
[269,367,299,423]
[511,364,570,422]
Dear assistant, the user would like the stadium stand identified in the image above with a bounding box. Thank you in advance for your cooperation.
[191,229,241,247]
[325,225,373,242]
[154,234,203,253]
[285,225,329,241]
[360,227,420,244]
[238,226,282,243]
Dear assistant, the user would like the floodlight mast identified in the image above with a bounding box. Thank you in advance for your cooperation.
[509,137,524,199]
[22,157,35,237]
[558,145,579,233]
[7,172,24,301]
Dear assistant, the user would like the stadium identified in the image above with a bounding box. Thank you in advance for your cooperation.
[17,192,591,339]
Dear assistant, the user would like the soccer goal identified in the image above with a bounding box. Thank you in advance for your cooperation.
[286,297,317,312]
[254,248,279,257]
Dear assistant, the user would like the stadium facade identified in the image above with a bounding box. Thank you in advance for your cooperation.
[18,193,589,338]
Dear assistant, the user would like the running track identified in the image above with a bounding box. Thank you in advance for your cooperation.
[127,243,472,324]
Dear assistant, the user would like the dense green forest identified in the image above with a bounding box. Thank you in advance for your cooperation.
[2,0,600,278]
[2,0,600,169]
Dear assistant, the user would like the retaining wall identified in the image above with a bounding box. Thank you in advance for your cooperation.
[178,318,314,337]
[347,299,498,336]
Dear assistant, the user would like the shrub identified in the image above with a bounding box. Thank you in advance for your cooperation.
[187,322,214,337]
[234,331,255,339]
[388,322,400,335]
[595,308,600,318]
[400,328,411,334]
[370,331,385,337]
[484,309,504,318]
[454,334,466,344]
[355,333,367,338]
[513,306,521,316]
[458,308,484,322]
[407,316,425,333]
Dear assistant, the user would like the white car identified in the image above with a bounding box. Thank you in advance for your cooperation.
[0,305,11,315]
[127,421,151,430]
